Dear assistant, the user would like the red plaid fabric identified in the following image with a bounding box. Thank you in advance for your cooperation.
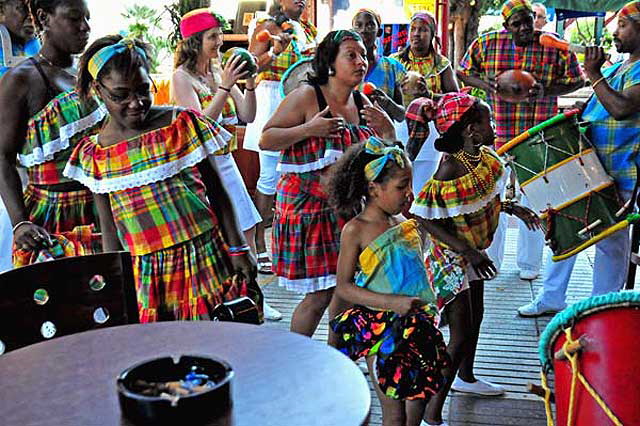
[459,30,584,148]
[620,1,640,21]
[133,228,245,322]
[405,98,437,157]
[434,92,476,134]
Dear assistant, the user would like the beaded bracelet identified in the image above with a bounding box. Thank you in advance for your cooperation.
[12,220,33,233]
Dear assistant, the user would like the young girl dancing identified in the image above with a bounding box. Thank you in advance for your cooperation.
[409,93,540,426]
[327,137,449,426]
[64,35,255,322]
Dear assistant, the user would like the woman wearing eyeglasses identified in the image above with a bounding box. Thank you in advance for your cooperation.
[65,35,256,322]
[0,0,104,267]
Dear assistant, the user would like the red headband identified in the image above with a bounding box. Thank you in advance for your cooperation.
[180,8,221,39]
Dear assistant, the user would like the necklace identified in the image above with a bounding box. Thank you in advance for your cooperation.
[457,149,482,163]
[452,149,494,194]
[37,53,77,77]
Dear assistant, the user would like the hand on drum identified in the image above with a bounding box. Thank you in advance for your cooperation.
[305,106,346,138]
[221,55,249,89]
[13,222,53,251]
[462,248,497,280]
[512,205,542,231]
[361,103,396,140]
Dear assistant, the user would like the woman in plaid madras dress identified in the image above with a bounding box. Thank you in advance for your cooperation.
[0,0,104,267]
[259,30,396,341]
[409,93,539,425]
[65,36,256,322]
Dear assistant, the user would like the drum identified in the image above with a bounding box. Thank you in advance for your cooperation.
[497,109,630,261]
[539,291,640,425]
[280,57,314,97]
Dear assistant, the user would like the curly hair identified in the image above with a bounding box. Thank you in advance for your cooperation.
[434,99,483,154]
[308,30,363,86]
[27,0,68,32]
[173,31,203,72]
[326,142,405,216]
[76,35,152,99]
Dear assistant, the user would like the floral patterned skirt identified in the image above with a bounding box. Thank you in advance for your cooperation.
[330,305,450,400]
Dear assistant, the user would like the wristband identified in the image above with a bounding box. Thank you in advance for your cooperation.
[591,76,606,89]
[12,220,33,233]
[218,86,231,93]
[228,244,251,254]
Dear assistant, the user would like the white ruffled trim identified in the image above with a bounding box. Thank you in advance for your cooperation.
[63,126,232,194]
[277,274,336,294]
[220,115,238,126]
[277,148,343,174]
[18,104,108,168]
[410,167,508,219]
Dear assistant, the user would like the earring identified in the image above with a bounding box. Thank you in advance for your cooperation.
[328,67,335,76]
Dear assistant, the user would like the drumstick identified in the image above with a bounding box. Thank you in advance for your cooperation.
[539,33,586,53]
[554,335,588,361]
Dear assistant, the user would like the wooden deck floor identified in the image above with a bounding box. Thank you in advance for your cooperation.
[258,227,634,425]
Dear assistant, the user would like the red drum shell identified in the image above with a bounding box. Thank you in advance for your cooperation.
[551,306,640,425]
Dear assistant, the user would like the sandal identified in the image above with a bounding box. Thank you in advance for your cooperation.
[257,252,274,275]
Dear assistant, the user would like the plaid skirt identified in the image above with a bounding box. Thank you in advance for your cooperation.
[13,184,101,267]
[133,227,245,322]
[272,172,346,294]
[331,305,450,400]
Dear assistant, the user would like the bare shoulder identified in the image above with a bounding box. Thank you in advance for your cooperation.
[433,155,465,180]
[285,84,318,112]
[0,62,34,96]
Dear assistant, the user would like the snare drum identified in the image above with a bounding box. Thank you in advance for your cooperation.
[497,109,629,261]
[539,291,640,425]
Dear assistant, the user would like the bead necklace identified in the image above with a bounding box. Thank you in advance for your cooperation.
[456,148,482,163]
[452,149,494,194]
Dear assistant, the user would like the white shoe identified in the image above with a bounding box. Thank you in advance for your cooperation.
[517,299,565,317]
[263,301,282,321]
[451,377,505,396]
[519,269,539,280]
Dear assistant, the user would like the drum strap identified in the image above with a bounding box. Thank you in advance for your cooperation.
[312,83,367,126]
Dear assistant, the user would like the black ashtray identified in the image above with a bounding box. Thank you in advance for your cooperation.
[117,355,233,425]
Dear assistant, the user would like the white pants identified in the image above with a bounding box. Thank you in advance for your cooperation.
[487,193,545,273]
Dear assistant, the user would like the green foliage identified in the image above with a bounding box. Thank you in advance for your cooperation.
[121,4,170,73]
[569,18,614,51]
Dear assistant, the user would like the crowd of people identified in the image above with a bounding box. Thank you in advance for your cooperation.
[0,0,639,425]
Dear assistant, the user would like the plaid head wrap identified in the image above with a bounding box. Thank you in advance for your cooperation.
[435,92,477,134]
[353,8,382,27]
[502,0,533,23]
[411,12,441,54]
[88,38,148,79]
[620,1,640,22]
[180,8,224,39]
[364,137,406,182]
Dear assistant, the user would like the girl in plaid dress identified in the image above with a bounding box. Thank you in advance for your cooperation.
[65,35,256,322]
[0,0,104,267]
[259,30,395,341]
[409,92,539,425]
[327,137,449,426]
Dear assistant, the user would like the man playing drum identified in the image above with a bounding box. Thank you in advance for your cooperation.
[518,1,640,316]
[458,0,584,283]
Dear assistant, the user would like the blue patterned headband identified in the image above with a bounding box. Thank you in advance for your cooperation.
[88,38,148,79]
[364,137,406,182]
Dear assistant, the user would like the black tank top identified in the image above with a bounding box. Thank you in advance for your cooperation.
[312,83,367,126]
[30,57,62,100]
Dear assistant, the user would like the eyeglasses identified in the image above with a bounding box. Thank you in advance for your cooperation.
[96,79,157,104]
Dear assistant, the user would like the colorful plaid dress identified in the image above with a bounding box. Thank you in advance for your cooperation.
[64,109,248,322]
[14,90,107,266]
[330,220,449,400]
[410,147,507,309]
[358,56,406,98]
[459,30,584,148]
[272,87,376,293]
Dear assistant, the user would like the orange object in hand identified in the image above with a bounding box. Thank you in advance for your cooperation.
[256,29,271,43]
[281,22,294,32]
[362,82,376,96]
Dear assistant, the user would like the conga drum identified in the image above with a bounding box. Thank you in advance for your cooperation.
[538,291,640,425]
[497,109,631,261]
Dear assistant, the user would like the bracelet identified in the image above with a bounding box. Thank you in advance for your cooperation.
[228,244,251,254]
[12,220,33,233]
[218,86,231,93]
[501,200,517,215]
[245,87,255,92]
[228,251,248,257]
[591,76,606,89]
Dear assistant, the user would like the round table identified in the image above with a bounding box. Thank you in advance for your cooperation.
[0,322,370,426]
